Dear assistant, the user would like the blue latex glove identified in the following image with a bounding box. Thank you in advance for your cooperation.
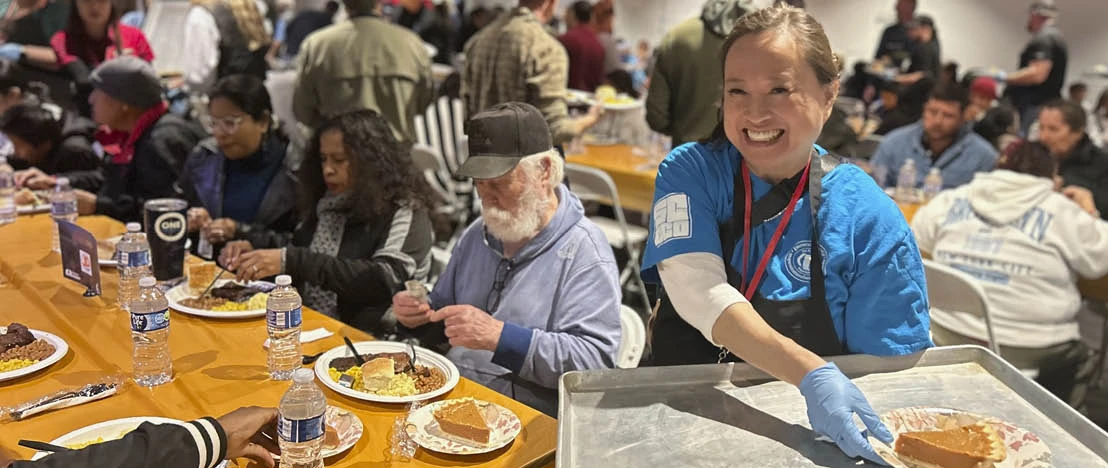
[0,43,23,61]
[799,362,893,466]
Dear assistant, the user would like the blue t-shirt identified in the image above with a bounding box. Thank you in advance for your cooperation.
[642,142,933,356]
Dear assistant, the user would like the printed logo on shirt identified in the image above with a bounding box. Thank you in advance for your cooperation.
[784,240,828,283]
[653,193,691,247]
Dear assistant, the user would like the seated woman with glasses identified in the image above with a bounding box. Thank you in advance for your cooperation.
[217,109,435,336]
[178,74,299,254]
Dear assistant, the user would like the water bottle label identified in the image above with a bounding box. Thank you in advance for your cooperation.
[51,200,77,216]
[121,251,151,268]
[267,306,302,329]
[131,308,170,332]
[278,413,325,443]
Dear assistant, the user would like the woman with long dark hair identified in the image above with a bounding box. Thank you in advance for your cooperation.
[179,74,298,251]
[219,109,436,336]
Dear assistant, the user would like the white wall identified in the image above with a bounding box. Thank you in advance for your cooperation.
[608,0,1108,90]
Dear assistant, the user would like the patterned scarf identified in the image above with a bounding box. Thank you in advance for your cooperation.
[303,193,348,318]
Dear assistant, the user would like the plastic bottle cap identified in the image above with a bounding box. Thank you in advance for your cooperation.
[55,177,69,186]
[276,275,292,286]
[139,277,156,288]
[126,222,142,232]
[292,368,314,383]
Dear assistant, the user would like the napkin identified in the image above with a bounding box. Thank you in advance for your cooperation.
[263,327,333,349]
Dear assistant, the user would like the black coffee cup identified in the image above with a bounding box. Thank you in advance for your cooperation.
[143,198,188,281]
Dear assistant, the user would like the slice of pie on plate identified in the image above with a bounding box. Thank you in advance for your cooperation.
[894,422,1007,468]
[432,399,491,446]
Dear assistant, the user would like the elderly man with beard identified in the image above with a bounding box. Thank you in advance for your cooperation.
[392,102,621,416]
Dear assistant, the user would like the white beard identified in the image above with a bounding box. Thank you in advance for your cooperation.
[482,188,548,244]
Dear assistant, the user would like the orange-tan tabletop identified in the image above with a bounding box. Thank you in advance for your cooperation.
[0,215,556,468]
[566,144,658,214]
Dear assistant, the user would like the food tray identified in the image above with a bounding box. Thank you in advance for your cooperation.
[557,346,1108,467]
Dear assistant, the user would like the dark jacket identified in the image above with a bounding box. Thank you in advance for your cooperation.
[204,1,268,81]
[242,205,434,336]
[95,114,205,222]
[1059,135,1108,220]
[10,112,104,191]
[177,133,299,239]
[11,418,226,468]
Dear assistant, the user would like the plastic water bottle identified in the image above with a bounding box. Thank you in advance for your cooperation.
[267,275,302,380]
[0,156,14,225]
[117,222,152,310]
[50,177,78,252]
[130,276,172,387]
[278,368,326,468]
[922,168,944,202]
[895,159,918,202]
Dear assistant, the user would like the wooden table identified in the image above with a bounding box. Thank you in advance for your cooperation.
[0,215,556,467]
[566,144,658,214]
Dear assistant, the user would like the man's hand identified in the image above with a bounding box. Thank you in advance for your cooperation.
[393,290,432,328]
[219,240,254,270]
[232,249,281,282]
[799,363,892,466]
[1062,185,1099,217]
[203,218,238,244]
[216,406,280,468]
[14,167,54,189]
[74,189,98,215]
[187,207,211,233]
[428,305,505,351]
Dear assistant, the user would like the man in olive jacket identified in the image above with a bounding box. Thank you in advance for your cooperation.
[292,0,433,143]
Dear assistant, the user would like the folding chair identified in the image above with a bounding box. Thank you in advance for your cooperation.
[618,305,645,369]
[923,259,1000,355]
[564,163,652,315]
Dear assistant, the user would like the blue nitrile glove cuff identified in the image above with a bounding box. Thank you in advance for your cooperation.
[800,362,895,466]
[995,70,1007,83]
[0,43,24,61]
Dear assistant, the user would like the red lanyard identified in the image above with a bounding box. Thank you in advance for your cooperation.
[739,160,811,298]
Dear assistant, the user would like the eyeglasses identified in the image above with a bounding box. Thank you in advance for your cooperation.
[485,259,513,313]
[201,114,245,135]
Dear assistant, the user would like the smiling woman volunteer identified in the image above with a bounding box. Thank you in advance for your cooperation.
[641,6,932,464]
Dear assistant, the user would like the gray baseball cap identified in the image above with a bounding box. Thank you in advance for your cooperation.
[90,56,163,110]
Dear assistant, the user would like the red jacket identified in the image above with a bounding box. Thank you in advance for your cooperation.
[50,23,154,68]
[559,25,605,92]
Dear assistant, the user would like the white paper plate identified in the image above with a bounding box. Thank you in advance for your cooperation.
[29,416,224,467]
[99,235,191,268]
[313,341,460,404]
[272,405,362,460]
[165,279,272,319]
[0,327,69,383]
[16,203,49,215]
[405,398,521,455]
[875,407,1051,467]
[601,99,643,111]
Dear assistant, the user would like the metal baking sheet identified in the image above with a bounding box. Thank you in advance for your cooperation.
[557,346,1108,467]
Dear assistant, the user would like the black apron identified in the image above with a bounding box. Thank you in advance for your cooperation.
[647,154,846,366]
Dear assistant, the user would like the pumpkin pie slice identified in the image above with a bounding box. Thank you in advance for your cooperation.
[433,399,491,445]
[894,422,1007,468]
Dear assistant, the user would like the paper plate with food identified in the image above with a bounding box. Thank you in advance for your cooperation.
[14,188,50,214]
[594,85,642,111]
[405,398,521,455]
[314,341,459,404]
[0,323,68,383]
[565,89,596,107]
[269,405,361,460]
[874,407,1051,468]
[166,277,274,319]
[30,416,228,467]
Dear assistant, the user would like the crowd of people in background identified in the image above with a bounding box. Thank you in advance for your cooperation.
[1,0,1107,445]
